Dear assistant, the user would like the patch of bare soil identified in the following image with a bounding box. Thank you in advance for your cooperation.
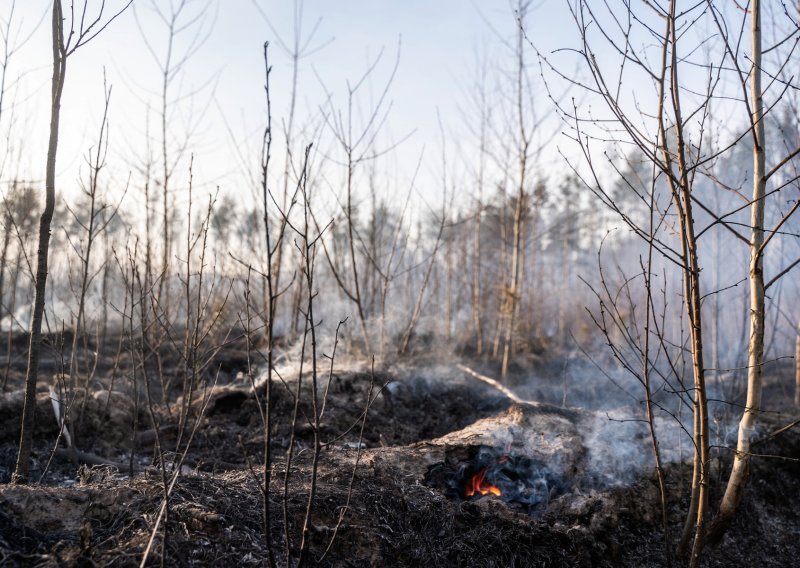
[1,346,799,566]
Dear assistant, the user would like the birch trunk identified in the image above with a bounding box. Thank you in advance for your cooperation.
[710,0,766,541]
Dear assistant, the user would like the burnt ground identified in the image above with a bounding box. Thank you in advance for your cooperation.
[0,335,799,567]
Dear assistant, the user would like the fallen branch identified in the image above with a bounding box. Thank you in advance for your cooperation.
[753,416,800,447]
[457,364,539,406]
[54,448,144,472]
[456,364,581,422]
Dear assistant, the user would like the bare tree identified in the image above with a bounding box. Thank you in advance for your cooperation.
[462,57,490,354]
[498,0,537,377]
[1,183,38,392]
[13,0,132,484]
[133,0,214,311]
[0,1,45,180]
[251,0,331,324]
[541,1,734,562]
[63,73,126,440]
[317,43,403,353]
[709,0,800,542]
[398,183,448,356]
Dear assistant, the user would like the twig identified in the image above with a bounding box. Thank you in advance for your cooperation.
[319,356,376,563]
[753,416,800,447]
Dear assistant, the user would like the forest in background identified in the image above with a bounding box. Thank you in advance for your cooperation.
[2,1,800,566]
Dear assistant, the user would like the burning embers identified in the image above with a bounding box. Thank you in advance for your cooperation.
[465,466,502,497]
[427,445,557,515]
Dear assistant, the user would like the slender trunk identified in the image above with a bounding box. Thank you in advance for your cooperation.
[679,384,701,550]
[709,0,765,542]
[13,2,65,484]
[643,194,671,565]
[71,154,100,398]
[516,213,527,343]
[2,249,19,392]
[711,205,721,379]
[399,213,445,355]
[298,169,321,566]
[472,201,483,354]
[686,227,710,567]
[652,3,709,560]
[471,72,487,354]
[501,196,524,377]
[445,237,453,340]
[501,7,530,376]
[378,245,394,358]
[158,18,174,312]
[0,210,10,373]
[290,265,303,336]
[269,14,303,323]
[72,185,98,445]
[492,198,509,359]
[260,42,277,568]
[100,236,110,354]
[346,161,371,353]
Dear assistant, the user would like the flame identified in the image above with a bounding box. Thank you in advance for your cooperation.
[465,467,502,497]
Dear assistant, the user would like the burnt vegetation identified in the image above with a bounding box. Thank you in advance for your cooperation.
[2,1,800,567]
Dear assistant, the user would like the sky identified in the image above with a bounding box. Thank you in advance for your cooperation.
[1,1,764,222]
[1,0,580,215]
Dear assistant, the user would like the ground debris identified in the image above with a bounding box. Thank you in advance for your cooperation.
[1,363,799,566]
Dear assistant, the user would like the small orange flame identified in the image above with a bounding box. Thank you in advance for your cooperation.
[465,467,502,497]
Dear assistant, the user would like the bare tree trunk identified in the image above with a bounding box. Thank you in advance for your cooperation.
[500,3,532,376]
[685,238,710,568]
[710,0,766,541]
[259,43,277,567]
[653,4,709,561]
[346,161,371,353]
[470,65,488,355]
[398,207,446,356]
[71,78,111,431]
[297,146,322,567]
[13,2,65,484]
[492,198,509,359]
[1,248,19,392]
[501,197,524,377]
[0,208,11,367]
[471,199,484,354]
[642,176,671,566]
[156,2,179,311]
[445,235,453,341]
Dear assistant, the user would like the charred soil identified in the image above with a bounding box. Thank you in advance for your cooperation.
[0,339,799,567]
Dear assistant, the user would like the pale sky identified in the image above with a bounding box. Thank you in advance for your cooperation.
[0,1,760,221]
[1,0,578,216]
